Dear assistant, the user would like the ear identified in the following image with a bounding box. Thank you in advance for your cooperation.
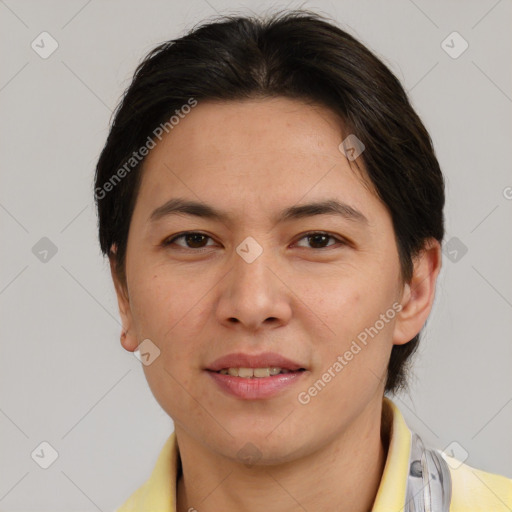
[393,238,442,345]
[109,244,139,352]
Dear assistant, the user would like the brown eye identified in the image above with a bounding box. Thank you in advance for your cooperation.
[163,232,215,250]
[295,232,344,249]
[183,233,209,248]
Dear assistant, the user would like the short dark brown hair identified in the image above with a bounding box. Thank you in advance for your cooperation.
[94,9,445,395]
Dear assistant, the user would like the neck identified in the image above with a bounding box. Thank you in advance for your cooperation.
[176,396,389,512]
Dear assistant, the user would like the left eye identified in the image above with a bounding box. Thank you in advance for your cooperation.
[163,231,344,250]
[295,232,344,249]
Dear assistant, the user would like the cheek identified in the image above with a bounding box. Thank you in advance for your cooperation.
[317,270,398,366]
[129,268,198,337]
[129,268,209,365]
[318,276,372,335]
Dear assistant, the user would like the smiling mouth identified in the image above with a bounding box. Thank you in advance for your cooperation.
[210,367,306,378]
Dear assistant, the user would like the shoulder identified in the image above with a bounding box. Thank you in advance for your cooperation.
[114,432,178,511]
[114,482,150,511]
[442,454,512,511]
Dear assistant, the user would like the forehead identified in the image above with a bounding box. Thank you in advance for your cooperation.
[134,97,380,223]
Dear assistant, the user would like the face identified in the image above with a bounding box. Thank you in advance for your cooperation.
[112,97,437,464]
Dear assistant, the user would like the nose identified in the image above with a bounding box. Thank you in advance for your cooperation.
[215,243,293,332]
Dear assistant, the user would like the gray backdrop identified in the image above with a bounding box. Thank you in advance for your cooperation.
[1,0,511,510]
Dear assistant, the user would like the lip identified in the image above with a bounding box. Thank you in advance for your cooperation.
[206,370,307,400]
[205,351,306,372]
[205,351,308,401]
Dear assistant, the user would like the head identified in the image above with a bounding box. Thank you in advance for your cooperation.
[95,10,443,462]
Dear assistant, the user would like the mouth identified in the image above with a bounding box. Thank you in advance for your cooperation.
[209,367,306,378]
[205,351,307,374]
[204,352,308,399]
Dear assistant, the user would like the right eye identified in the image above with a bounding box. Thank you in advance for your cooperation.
[161,231,218,251]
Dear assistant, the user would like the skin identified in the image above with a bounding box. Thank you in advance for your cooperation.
[110,97,442,512]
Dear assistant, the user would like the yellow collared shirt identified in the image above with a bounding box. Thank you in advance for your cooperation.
[116,397,512,511]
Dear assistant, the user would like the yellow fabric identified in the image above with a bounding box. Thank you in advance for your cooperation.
[115,397,512,511]
[444,453,512,511]
[372,397,411,510]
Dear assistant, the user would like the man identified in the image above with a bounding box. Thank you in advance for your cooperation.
[94,10,512,511]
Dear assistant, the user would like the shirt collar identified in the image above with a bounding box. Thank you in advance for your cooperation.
[117,396,412,512]
[372,396,412,511]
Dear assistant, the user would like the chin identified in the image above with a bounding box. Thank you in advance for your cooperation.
[215,428,306,465]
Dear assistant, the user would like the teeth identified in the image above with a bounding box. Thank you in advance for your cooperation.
[218,367,289,378]
[254,368,270,377]
[238,367,253,378]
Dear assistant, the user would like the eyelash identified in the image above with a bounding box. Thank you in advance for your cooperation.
[161,231,347,252]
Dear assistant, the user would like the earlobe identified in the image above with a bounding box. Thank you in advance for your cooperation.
[393,239,442,346]
[120,329,138,353]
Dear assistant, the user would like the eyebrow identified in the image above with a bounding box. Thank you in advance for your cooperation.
[149,197,368,225]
